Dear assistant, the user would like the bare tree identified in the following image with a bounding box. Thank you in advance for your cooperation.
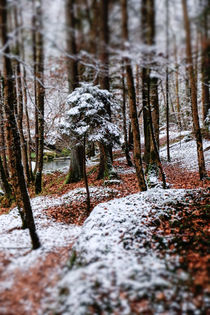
[65,0,84,184]
[121,0,147,191]
[34,0,45,194]
[0,0,41,249]
[182,0,206,179]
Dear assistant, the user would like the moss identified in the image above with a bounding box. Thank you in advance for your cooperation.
[61,148,71,157]
[43,151,56,161]
[31,152,36,160]
[68,250,77,269]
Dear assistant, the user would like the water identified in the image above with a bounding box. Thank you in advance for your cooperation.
[32,159,70,173]
[43,159,70,172]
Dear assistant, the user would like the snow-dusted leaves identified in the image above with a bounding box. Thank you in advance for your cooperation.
[60,84,120,146]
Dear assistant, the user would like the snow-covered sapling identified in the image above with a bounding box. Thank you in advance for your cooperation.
[60,83,120,211]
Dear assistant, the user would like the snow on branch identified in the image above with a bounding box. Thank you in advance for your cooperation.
[60,84,120,147]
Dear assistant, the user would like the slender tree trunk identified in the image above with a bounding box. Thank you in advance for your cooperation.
[121,0,147,191]
[141,0,160,167]
[136,64,140,110]
[13,6,31,184]
[182,0,206,179]
[142,67,151,164]
[66,0,79,92]
[128,123,133,149]
[97,0,115,179]
[141,0,151,165]
[150,77,159,149]
[147,78,166,188]
[99,0,110,94]
[122,63,132,166]
[83,137,90,213]
[34,0,45,194]
[200,0,210,126]
[166,0,170,162]
[65,0,84,184]
[141,0,161,181]
[84,0,99,83]
[0,156,12,197]
[0,0,40,249]
[174,35,182,130]
[0,76,9,178]
[32,0,38,176]
[19,8,34,181]
[23,76,34,181]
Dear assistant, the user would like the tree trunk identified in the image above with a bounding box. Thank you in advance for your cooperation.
[147,77,166,188]
[0,0,41,249]
[0,76,9,178]
[65,0,79,92]
[174,35,182,130]
[99,0,110,94]
[23,76,34,182]
[34,0,45,194]
[182,0,206,179]
[0,156,12,197]
[19,7,34,182]
[83,137,90,213]
[150,77,159,150]
[65,0,83,184]
[13,6,31,184]
[121,0,147,191]
[200,0,210,126]
[122,63,132,166]
[97,0,115,179]
[141,0,150,164]
[166,0,170,162]
[32,0,38,176]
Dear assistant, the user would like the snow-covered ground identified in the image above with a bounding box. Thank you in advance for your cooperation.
[160,137,210,171]
[0,132,209,314]
[0,186,117,296]
[44,188,207,315]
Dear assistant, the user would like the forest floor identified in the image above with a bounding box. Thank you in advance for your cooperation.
[0,133,209,314]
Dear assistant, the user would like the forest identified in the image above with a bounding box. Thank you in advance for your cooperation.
[0,0,209,314]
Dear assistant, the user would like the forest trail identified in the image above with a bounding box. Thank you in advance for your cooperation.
[0,137,209,315]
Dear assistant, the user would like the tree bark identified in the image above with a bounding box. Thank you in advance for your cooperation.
[200,0,210,126]
[83,137,90,213]
[0,156,12,197]
[97,0,115,179]
[19,7,34,182]
[65,0,79,92]
[174,35,182,130]
[165,0,170,162]
[122,63,132,166]
[99,0,110,95]
[65,0,83,184]
[182,0,206,179]
[141,0,151,164]
[34,0,45,194]
[0,0,40,249]
[121,0,147,191]
[150,77,159,150]
[13,5,31,184]
[147,77,166,188]
[32,0,38,176]
[0,76,9,178]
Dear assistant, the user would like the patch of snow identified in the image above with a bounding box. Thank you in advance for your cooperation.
[160,138,210,171]
[47,189,197,315]
[159,129,189,141]
[0,186,116,292]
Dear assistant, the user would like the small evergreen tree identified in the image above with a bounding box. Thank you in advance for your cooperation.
[60,84,120,210]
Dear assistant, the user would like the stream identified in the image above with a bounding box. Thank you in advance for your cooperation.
[32,159,70,173]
